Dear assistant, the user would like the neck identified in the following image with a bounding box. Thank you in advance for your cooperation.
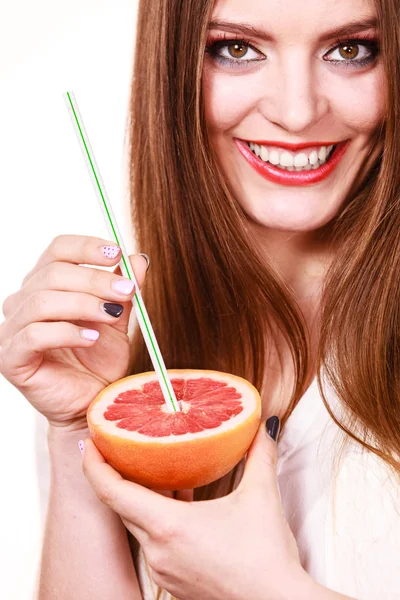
[248,221,333,419]
[249,220,334,301]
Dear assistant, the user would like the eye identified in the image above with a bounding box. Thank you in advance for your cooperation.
[218,41,260,61]
[205,38,265,67]
[324,39,379,66]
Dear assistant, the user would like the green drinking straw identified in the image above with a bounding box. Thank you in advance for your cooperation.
[63,91,180,413]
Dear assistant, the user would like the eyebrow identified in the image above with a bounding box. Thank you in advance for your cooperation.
[208,17,378,43]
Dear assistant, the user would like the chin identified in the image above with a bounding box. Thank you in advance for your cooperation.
[242,196,342,233]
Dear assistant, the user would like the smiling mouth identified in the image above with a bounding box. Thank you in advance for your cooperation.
[235,138,350,187]
[245,141,337,172]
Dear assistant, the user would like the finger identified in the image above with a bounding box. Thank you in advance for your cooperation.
[174,489,194,502]
[0,322,100,384]
[82,439,178,538]
[1,290,126,342]
[2,262,137,321]
[152,490,174,498]
[21,235,124,287]
[113,253,149,291]
[237,420,281,500]
[112,253,149,331]
[114,253,150,276]
[120,516,149,548]
[149,489,193,501]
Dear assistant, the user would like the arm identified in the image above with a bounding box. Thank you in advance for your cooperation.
[37,426,143,600]
[289,574,357,600]
[313,589,356,600]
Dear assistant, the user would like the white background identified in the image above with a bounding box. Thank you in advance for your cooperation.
[1,1,139,597]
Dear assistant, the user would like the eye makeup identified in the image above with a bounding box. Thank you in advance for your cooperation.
[205,32,380,70]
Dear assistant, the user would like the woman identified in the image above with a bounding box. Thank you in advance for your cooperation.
[1,0,399,597]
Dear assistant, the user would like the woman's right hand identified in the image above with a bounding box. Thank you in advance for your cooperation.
[0,235,149,431]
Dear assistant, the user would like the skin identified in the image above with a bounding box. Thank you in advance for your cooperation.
[81,2,385,599]
[0,1,386,597]
[82,424,354,600]
[203,0,386,414]
[203,0,385,296]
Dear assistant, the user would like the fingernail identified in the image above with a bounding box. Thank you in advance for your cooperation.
[112,278,135,295]
[102,245,120,259]
[80,329,100,341]
[139,253,150,272]
[266,416,280,442]
[78,440,84,455]
[102,302,124,317]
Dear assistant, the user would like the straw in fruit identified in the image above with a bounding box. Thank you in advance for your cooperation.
[63,90,179,414]
[87,369,262,490]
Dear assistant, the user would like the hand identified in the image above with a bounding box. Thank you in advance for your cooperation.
[0,235,149,430]
[82,419,313,600]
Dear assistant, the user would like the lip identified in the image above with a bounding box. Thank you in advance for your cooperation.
[247,140,339,151]
[235,138,351,187]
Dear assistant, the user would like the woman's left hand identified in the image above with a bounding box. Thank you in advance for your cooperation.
[81,421,313,600]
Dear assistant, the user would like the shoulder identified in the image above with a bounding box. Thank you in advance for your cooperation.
[325,439,400,599]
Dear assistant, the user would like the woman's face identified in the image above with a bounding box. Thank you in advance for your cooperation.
[203,0,386,233]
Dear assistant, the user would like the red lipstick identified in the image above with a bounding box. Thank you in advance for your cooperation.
[235,139,350,187]
[247,140,339,151]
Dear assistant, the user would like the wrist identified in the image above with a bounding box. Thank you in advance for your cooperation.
[47,422,90,465]
[292,574,356,600]
[48,415,89,434]
[250,566,315,600]
[284,568,316,600]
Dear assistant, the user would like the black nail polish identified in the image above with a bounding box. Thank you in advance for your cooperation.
[139,253,151,272]
[266,416,280,441]
[103,302,124,318]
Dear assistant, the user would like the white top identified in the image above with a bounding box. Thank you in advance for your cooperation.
[134,372,400,600]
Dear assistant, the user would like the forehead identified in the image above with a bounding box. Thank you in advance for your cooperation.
[210,0,377,41]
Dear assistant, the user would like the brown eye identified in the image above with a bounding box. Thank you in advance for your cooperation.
[338,43,359,59]
[324,39,378,66]
[228,43,248,59]
[205,39,265,65]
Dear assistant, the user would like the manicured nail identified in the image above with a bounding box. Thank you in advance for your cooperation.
[80,329,100,341]
[139,253,150,272]
[102,302,124,318]
[102,245,120,259]
[266,416,280,442]
[112,278,135,295]
[78,440,84,455]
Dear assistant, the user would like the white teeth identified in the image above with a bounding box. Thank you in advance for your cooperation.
[269,150,280,165]
[318,146,327,161]
[260,146,269,162]
[246,141,336,172]
[280,151,294,167]
[294,152,308,168]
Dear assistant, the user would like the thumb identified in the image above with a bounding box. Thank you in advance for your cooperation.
[112,253,150,331]
[149,488,193,502]
[113,252,150,286]
[237,416,281,495]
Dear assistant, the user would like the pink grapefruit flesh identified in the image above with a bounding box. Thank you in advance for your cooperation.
[87,369,261,490]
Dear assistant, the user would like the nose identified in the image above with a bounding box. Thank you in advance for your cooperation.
[258,51,329,134]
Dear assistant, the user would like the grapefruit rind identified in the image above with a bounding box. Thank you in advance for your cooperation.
[87,369,261,490]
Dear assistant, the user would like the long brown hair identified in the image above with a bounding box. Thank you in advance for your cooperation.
[125,0,400,509]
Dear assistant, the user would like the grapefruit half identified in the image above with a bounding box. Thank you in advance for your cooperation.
[87,369,261,490]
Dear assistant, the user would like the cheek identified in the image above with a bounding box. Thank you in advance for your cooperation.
[203,67,259,132]
[326,68,387,132]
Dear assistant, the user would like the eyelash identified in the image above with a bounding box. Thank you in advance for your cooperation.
[205,33,380,70]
